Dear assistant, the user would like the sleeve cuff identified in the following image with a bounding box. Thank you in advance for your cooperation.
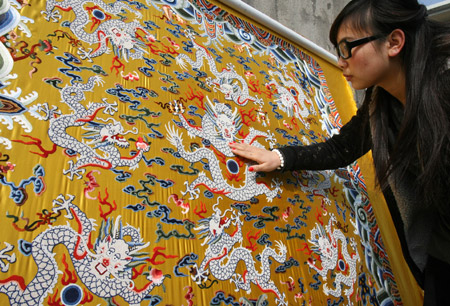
[272,149,285,170]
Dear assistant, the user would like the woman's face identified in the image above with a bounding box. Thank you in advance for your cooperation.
[336,22,391,90]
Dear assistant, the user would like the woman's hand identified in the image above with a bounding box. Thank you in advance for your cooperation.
[228,142,281,172]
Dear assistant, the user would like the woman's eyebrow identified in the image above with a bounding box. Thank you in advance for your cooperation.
[338,35,365,44]
[337,37,352,44]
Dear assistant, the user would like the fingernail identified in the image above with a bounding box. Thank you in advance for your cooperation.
[249,167,254,172]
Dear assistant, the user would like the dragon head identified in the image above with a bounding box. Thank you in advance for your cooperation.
[82,119,136,149]
[92,235,133,277]
[108,26,147,61]
[205,96,242,143]
[308,215,338,263]
[91,217,149,281]
[195,197,232,246]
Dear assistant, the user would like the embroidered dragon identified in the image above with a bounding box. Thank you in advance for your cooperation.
[307,213,360,305]
[191,200,288,305]
[267,68,315,130]
[176,30,256,106]
[166,97,282,202]
[42,0,151,61]
[0,194,165,306]
[40,76,148,179]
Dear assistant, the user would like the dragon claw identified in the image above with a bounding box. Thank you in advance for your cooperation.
[63,160,85,180]
[103,100,118,115]
[52,194,75,218]
[181,182,200,200]
[77,47,94,62]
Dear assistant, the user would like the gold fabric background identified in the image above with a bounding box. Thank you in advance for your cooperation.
[0,0,421,305]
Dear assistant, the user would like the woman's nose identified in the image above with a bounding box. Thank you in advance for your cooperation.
[337,56,347,69]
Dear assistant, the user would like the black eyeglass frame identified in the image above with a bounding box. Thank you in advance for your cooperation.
[337,34,384,59]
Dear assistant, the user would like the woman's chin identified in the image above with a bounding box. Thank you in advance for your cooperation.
[348,81,366,90]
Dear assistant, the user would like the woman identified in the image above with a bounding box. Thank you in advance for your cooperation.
[229,0,450,304]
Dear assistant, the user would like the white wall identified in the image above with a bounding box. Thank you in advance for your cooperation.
[240,0,350,52]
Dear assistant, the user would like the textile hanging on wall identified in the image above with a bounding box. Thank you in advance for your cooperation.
[0,0,421,305]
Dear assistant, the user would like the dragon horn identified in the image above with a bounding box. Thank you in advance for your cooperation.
[206,96,218,117]
[212,196,223,213]
[97,117,117,124]
[113,216,122,239]
[122,127,138,135]
[232,107,238,119]
[129,241,150,255]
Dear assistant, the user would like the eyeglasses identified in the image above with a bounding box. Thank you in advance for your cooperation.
[337,35,384,59]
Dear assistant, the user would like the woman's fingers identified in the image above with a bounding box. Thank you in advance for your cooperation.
[229,142,259,159]
[228,142,281,172]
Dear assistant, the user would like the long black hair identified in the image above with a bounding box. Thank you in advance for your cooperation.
[330,0,450,212]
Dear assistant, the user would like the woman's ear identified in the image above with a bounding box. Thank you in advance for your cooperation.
[387,29,405,57]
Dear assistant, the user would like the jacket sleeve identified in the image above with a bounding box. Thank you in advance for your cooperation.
[277,101,372,171]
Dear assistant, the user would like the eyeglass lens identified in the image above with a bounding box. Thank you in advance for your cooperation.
[338,42,349,59]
